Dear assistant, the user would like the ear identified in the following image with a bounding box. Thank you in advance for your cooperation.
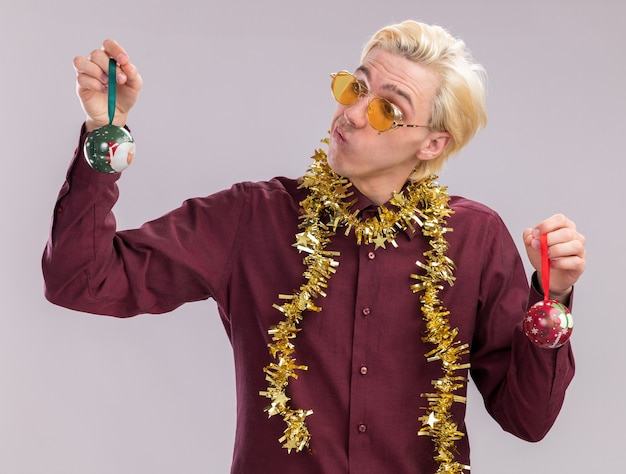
[415,131,451,161]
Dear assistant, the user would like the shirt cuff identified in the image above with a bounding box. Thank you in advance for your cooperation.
[529,271,574,308]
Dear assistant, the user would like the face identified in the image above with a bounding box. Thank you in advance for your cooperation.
[327,47,449,204]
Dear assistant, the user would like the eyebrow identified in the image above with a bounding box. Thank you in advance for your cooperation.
[355,65,414,108]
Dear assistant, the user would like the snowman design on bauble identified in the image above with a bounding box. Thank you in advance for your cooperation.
[84,124,136,174]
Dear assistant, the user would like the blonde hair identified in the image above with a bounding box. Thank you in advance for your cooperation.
[361,20,488,180]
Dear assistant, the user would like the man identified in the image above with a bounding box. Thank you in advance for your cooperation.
[43,20,586,473]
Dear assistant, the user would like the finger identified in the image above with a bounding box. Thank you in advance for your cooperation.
[101,39,134,84]
[76,71,108,94]
[549,253,586,274]
[545,226,578,246]
[534,213,575,234]
[546,238,586,260]
[99,40,142,90]
[102,38,129,67]
[116,61,142,90]
[522,228,535,246]
[78,41,129,86]
[528,214,584,250]
[88,48,118,75]
[73,54,109,84]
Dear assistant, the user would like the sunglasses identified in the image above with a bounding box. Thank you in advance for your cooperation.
[330,71,430,132]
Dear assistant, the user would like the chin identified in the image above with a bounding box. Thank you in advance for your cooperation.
[326,150,347,178]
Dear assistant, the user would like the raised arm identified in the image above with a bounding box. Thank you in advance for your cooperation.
[42,42,238,317]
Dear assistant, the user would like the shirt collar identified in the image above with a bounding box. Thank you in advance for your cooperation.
[350,182,419,242]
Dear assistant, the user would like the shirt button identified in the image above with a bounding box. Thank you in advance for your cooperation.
[362,307,371,317]
[367,251,376,260]
[358,423,367,433]
[360,366,368,375]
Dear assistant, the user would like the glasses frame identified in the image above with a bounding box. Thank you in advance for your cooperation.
[330,71,431,132]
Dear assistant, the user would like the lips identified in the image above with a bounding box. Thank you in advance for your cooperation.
[333,125,347,144]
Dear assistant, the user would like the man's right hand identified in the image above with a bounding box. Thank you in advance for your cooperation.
[73,39,143,132]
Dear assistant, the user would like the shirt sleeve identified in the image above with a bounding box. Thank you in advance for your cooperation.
[469,212,575,442]
[42,126,248,317]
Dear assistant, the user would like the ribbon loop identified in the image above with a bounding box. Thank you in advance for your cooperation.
[540,233,550,301]
[108,58,116,125]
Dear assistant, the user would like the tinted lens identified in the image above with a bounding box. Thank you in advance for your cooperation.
[367,97,396,131]
[331,72,360,105]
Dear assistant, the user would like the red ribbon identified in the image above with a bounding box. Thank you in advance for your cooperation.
[540,233,550,301]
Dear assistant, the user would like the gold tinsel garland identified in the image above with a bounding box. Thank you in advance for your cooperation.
[259,140,471,472]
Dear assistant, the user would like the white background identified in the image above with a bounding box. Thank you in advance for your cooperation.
[1,1,624,472]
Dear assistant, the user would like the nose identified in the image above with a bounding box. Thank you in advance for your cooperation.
[342,96,369,129]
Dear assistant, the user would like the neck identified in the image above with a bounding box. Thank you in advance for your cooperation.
[350,177,407,206]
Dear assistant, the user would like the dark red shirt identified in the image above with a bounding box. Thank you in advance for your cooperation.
[42,131,575,473]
